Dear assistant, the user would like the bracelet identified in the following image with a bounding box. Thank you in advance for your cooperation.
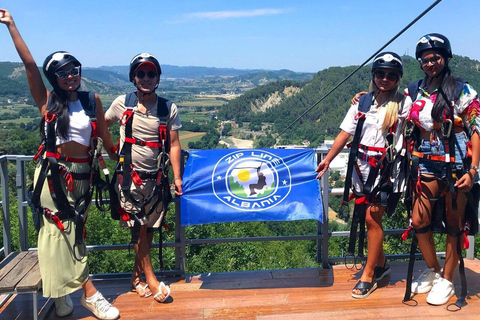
[174,177,182,181]
[470,165,479,173]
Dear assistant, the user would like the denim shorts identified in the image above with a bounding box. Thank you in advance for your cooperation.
[417,132,468,176]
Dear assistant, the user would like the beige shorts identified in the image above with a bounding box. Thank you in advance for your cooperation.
[117,179,166,229]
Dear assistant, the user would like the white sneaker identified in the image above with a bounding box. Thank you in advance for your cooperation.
[426,277,455,305]
[411,267,441,294]
[54,294,73,317]
[81,291,120,320]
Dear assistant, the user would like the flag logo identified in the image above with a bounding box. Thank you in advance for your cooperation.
[212,150,291,211]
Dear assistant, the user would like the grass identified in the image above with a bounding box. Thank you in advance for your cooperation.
[179,98,226,107]
[179,131,206,150]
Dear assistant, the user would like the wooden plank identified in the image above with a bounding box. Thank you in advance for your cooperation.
[2,259,478,320]
[0,252,27,282]
[16,261,42,292]
[0,251,38,292]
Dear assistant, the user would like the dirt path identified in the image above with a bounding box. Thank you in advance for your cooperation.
[179,132,205,140]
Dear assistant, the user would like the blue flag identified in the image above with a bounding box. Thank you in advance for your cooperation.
[180,148,323,226]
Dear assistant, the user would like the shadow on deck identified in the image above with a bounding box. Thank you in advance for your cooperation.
[2,259,480,319]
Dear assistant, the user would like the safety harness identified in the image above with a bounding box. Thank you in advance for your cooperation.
[110,92,172,268]
[401,79,479,309]
[27,91,104,261]
[342,92,400,267]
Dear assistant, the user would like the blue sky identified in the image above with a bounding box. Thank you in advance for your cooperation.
[1,0,479,73]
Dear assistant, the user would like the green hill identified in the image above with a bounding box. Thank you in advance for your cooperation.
[218,55,480,147]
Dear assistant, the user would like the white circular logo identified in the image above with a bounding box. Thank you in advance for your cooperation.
[212,150,292,211]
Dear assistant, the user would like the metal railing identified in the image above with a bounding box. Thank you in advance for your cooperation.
[0,150,476,276]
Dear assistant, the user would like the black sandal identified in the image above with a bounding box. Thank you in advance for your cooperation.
[374,260,391,281]
[351,279,378,299]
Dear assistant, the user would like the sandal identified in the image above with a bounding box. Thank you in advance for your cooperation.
[374,260,391,281]
[153,282,171,303]
[351,279,377,299]
[132,282,152,298]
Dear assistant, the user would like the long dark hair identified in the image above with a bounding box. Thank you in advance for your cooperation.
[430,65,460,123]
[40,90,70,141]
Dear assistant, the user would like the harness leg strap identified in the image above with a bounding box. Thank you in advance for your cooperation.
[403,233,419,302]
[403,226,431,302]
[455,236,468,308]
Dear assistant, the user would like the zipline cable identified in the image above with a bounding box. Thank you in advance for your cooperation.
[275,0,443,141]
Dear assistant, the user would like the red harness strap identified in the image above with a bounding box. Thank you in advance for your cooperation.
[44,208,65,232]
[33,144,45,162]
[411,150,455,163]
[118,208,130,221]
[124,137,162,148]
[358,144,387,153]
[45,152,92,163]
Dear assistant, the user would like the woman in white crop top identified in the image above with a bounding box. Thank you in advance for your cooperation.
[1,9,120,320]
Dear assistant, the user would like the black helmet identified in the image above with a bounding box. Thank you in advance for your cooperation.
[372,52,403,76]
[42,51,81,90]
[415,33,452,60]
[129,53,161,83]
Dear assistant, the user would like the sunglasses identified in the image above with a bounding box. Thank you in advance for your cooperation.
[55,66,81,79]
[420,55,442,66]
[374,71,399,81]
[136,70,157,79]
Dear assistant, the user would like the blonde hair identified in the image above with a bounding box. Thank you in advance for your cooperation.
[368,80,403,133]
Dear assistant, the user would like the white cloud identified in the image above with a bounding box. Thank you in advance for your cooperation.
[176,8,288,22]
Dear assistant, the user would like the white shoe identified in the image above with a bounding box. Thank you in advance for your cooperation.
[81,291,120,320]
[411,267,441,294]
[426,277,455,305]
[54,294,73,317]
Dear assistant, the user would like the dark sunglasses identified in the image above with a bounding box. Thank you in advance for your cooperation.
[420,55,442,66]
[374,71,399,81]
[136,70,157,79]
[55,66,81,79]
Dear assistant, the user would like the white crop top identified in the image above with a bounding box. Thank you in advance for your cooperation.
[56,99,92,147]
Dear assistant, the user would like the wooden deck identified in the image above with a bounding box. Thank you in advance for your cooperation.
[1,259,480,319]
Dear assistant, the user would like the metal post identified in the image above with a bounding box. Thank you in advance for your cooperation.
[33,291,38,320]
[16,157,29,251]
[315,149,330,269]
[174,198,184,274]
[175,150,187,276]
[0,157,12,255]
[321,166,330,269]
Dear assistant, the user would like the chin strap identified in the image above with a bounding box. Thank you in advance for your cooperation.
[134,80,159,95]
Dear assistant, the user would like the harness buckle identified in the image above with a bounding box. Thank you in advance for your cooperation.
[442,119,453,137]
[157,151,170,173]
[404,120,415,137]
[385,133,396,163]
[44,112,56,123]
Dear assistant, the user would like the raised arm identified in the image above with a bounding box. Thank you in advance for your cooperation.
[0,9,48,114]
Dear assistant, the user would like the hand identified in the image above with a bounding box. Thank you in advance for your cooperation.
[174,178,183,196]
[455,170,474,192]
[351,91,368,104]
[0,9,13,26]
[315,160,329,179]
